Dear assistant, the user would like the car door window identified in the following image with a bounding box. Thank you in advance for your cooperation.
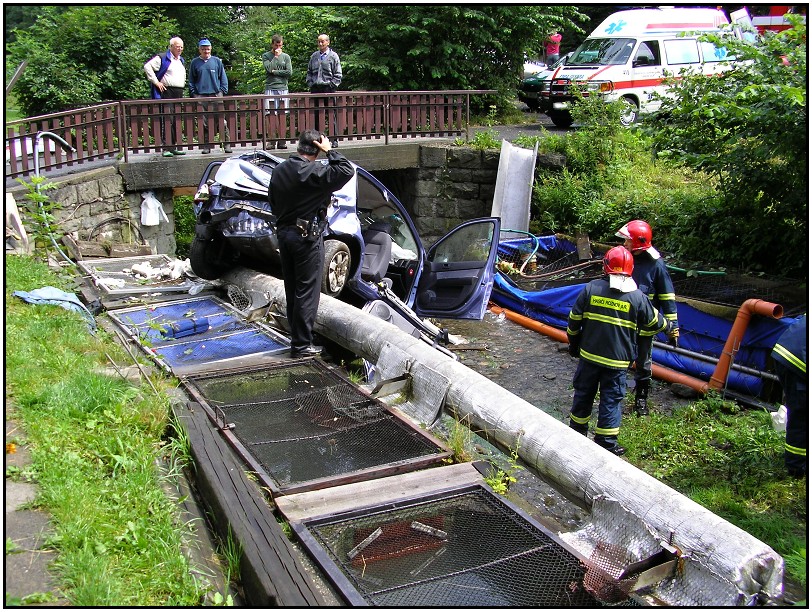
[634,41,661,66]
[414,218,500,320]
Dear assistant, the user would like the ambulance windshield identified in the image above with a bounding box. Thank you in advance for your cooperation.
[568,38,636,66]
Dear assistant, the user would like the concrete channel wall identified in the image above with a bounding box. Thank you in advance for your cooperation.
[222,266,784,606]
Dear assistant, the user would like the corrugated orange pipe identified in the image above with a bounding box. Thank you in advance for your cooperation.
[489,298,783,396]
[489,304,569,343]
[707,298,783,389]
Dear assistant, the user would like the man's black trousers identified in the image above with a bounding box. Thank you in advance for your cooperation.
[278,227,323,352]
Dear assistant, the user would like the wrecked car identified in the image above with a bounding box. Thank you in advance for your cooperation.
[190,150,501,329]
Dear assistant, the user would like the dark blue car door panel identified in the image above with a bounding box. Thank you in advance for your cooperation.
[413,218,501,320]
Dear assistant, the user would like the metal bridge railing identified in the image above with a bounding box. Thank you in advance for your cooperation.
[5,90,496,179]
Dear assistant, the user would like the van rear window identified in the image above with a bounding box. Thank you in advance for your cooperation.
[699,41,732,62]
[663,39,700,65]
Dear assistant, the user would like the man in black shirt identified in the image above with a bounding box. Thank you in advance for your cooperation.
[268,129,354,357]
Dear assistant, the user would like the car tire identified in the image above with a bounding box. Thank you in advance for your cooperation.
[620,96,639,127]
[189,235,237,280]
[549,110,574,128]
[322,239,351,298]
[525,100,539,112]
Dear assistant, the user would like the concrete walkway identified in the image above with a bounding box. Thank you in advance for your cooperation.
[4,416,67,607]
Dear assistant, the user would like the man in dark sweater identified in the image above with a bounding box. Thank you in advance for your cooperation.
[268,130,354,357]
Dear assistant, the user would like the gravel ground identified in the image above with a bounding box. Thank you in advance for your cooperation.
[442,309,695,421]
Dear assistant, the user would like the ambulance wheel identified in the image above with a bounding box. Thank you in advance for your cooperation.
[322,239,351,298]
[620,96,639,127]
[549,110,574,128]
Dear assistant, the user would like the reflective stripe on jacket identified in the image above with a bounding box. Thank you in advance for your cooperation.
[567,277,667,369]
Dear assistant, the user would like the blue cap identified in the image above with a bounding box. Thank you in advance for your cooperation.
[198,38,211,47]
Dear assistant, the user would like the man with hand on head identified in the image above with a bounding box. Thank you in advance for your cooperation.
[268,130,354,357]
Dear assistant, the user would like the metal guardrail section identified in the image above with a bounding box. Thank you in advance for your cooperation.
[5,90,496,178]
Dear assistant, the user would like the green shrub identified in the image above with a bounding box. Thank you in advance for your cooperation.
[173,195,196,260]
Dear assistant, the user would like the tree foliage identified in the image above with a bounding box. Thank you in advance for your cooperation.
[642,19,807,276]
[329,5,588,113]
[7,5,588,117]
[7,6,177,115]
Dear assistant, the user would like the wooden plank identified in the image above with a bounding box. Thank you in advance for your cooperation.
[276,462,484,524]
[178,401,326,606]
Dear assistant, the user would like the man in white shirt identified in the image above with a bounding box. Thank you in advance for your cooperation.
[145,37,186,157]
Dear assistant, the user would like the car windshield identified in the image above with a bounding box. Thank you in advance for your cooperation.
[568,38,636,66]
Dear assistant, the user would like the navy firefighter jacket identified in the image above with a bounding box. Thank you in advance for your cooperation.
[567,278,668,369]
[772,315,807,381]
[632,252,679,329]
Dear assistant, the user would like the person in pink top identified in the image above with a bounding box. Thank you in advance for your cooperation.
[545,32,562,65]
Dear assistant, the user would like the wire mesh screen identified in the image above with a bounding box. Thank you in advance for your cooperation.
[108,296,288,370]
[77,255,196,294]
[183,361,450,493]
[671,270,807,317]
[304,486,611,607]
[497,234,602,292]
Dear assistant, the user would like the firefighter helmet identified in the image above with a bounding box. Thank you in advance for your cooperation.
[603,246,634,276]
[615,220,653,252]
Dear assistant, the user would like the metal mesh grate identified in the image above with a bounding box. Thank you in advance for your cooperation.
[77,255,196,294]
[107,296,288,371]
[183,361,450,493]
[304,487,611,607]
[671,270,807,317]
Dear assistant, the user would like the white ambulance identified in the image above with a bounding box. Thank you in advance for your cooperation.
[543,7,738,127]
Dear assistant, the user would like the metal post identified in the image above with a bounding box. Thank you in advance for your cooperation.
[118,100,128,163]
[465,94,471,142]
[384,93,390,145]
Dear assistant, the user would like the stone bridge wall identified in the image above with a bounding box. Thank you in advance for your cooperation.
[7,144,565,256]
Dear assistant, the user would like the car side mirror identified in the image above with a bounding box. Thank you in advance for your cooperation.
[633,57,650,67]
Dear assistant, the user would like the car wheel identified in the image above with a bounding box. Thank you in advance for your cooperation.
[525,100,539,112]
[549,110,574,128]
[620,96,639,127]
[189,235,237,280]
[322,239,351,298]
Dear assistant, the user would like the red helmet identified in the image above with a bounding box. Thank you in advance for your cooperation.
[615,220,653,252]
[603,246,634,276]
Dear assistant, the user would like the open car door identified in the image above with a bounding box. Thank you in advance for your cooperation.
[412,217,501,320]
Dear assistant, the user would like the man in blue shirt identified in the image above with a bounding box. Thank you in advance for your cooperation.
[189,38,231,154]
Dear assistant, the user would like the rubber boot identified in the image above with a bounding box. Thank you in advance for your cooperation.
[594,435,626,456]
[634,379,651,416]
[569,421,588,436]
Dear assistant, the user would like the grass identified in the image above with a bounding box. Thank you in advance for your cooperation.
[6,90,24,123]
[5,255,209,606]
[622,391,807,591]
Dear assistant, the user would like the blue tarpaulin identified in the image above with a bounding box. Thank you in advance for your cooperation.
[491,236,803,398]
[13,286,97,331]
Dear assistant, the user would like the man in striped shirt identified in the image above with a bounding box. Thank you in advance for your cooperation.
[567,246,672,455]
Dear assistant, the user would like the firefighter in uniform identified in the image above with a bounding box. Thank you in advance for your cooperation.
[615,220,679,415]
[268,129,354,357]
[771,314,807,479]
[567,246,672,455]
